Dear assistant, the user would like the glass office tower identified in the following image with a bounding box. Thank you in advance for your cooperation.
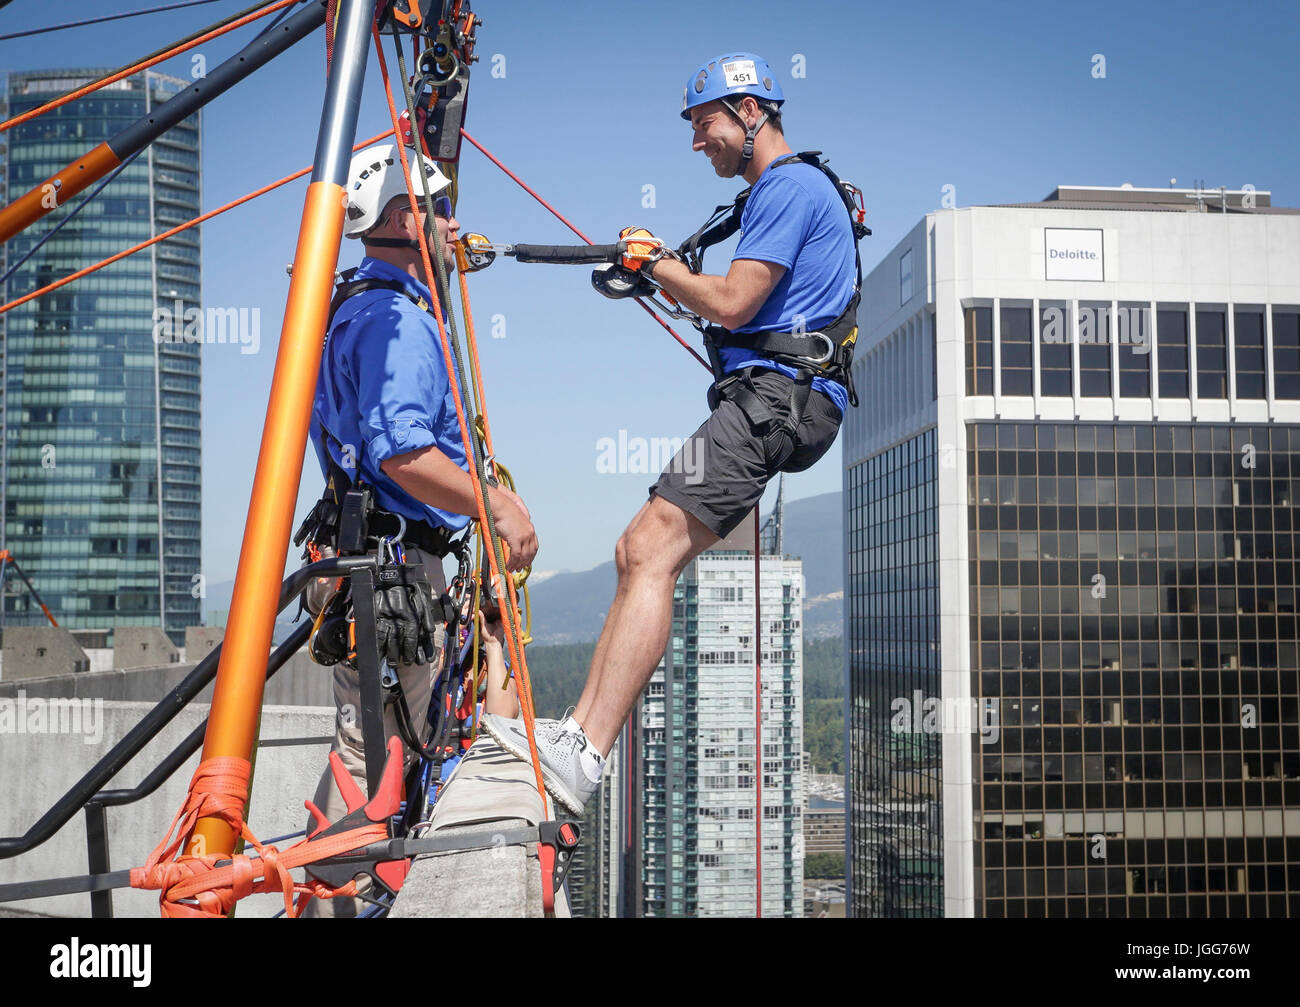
[1,69,201,643]
[846,184,1300,917]
[847,429,943,916]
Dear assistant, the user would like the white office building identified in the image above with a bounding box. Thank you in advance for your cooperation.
[845,185,1300,918]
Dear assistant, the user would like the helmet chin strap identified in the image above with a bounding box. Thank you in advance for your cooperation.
[363,237,423,250]
[363,215,440,252]
[722,98,769,176]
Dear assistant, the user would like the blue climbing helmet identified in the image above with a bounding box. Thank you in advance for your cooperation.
[681,53,784,173]
[680,52,784,120]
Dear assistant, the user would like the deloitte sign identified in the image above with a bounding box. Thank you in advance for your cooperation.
[1044,227,1104,281]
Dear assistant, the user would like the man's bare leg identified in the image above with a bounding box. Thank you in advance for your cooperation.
[572,493,717,754]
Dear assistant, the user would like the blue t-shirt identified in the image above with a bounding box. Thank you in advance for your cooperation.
[723,158,857,415]
[310,257,471,532]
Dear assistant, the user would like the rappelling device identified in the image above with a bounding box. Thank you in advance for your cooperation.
[388,0,479,162]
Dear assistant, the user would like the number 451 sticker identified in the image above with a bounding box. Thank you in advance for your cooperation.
[722,59,757,88]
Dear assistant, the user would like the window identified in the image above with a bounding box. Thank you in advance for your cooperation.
[1117,304,1152,396]
[1196,309,1227,398]
[1000,306,1033,396]
[1040,304,1072,396]
[966,306,992,395]
[900,248,913,305]
[1273,308,1300,399]
[1079,303,1112,397]
[1234,310,1266,398]
[1157,307,1189,397]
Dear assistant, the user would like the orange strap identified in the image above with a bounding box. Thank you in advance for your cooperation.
[131,745,399,918]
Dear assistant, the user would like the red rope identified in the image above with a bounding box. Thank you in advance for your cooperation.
[459,128,712,372]
[370,26,553,818]
[325,0,337,73]
[0,129,395,317]
[0,0,299,134]
[753,513,763,918]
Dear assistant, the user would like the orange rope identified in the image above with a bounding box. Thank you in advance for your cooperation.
[0,0,301,134]
[445,150,543,740]
[0,128,395,317]
[371,26,551,815]
[453,245,540,728]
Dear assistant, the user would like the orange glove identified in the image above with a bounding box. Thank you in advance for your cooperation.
[619,226,666,271]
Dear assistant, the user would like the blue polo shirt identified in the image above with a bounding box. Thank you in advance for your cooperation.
[311,257,471,532]
[724,157,857,415]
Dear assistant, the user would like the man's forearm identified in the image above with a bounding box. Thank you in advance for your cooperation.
[381,444,492,517]
[648,258,747,329]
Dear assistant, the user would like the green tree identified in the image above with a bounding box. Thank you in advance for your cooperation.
[804,852,845,879]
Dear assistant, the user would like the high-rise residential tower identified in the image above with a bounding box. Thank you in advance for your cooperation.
[641,513,805,917]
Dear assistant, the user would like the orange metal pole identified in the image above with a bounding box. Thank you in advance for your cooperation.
[0,143,120,244]
[185,181,344,857]
[186,0,378,859]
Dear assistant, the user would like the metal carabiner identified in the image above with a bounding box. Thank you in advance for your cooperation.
[417,45,459,90]
[797,330,836,365]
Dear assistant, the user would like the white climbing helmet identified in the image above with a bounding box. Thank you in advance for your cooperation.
[343,143,450,238]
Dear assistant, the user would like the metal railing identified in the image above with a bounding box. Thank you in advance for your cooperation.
[0,554,377,917]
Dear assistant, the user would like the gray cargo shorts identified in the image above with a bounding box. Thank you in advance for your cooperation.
[650,367,843,538]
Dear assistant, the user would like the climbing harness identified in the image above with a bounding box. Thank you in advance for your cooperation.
[678,151,871,409]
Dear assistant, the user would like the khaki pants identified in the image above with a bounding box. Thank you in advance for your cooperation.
[301,545,449,918]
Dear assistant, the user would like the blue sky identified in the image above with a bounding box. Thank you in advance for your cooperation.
[3,0,1297,584]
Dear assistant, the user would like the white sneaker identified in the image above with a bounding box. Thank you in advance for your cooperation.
[480,713,601,816]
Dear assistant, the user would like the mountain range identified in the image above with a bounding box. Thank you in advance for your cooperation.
[524,489,843,644]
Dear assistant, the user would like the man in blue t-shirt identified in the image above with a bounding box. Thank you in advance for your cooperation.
[483,54,858,817]
[303,145,538,915]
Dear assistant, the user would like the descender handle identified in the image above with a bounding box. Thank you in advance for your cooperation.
[510,242,625,264]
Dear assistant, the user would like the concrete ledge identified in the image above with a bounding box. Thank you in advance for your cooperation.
[112,627,179,670]
[1,627,89,681]
[0,702,333,918]
[0,650,332,707]
[389,736,570,918]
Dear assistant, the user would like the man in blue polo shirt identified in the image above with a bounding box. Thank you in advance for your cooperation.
[483,54,859,816]
[304,144,537,915]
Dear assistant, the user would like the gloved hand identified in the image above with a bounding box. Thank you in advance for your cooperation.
[373,563,439,666]
[619,226,668,272]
